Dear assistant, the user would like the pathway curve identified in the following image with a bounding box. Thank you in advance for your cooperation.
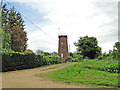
[2,62,92,88]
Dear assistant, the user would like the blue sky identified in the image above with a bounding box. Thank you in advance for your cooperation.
[4,2,48,33]
[3,0,118,53]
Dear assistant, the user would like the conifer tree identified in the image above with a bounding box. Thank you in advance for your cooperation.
[1,4,11,50]
[2,4,28,52]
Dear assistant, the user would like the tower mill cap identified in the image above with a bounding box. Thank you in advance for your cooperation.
[58,35,67,38]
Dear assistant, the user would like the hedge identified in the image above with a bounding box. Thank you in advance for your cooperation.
[2,52,62,72]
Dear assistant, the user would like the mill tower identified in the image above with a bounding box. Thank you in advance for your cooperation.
[58,35,68,63]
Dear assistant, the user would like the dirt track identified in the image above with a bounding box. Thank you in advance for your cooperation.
[2,62,91,88]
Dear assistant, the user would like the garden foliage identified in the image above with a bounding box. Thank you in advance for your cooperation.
[66,53,83,62]
[2,52,62,72]
[78,59,119,73]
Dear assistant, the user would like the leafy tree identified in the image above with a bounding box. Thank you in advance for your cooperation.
[112,42,120,60]
[74,35,101,59]
[112,50,119,60]
[114,42,120,51]
[1,4,27,52]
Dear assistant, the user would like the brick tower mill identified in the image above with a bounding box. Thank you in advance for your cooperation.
[58,35,69,63]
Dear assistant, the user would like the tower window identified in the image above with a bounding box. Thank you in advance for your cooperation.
[61,53,64,58]
[61,42,63,49]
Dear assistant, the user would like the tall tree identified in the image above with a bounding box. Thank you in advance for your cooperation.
[74,35,101,59]
[1,4,11,50]
[1,4,27,52]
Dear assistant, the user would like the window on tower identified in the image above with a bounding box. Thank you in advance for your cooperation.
[61,42,63,49]
[61,53,64,58]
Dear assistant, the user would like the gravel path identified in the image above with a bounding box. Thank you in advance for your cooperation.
[2,62,91,88]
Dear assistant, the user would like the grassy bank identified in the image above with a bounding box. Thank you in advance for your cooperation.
[36,59,119,88]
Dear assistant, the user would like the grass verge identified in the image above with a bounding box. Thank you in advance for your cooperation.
[36,59,119,88]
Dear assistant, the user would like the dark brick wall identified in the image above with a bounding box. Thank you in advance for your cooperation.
[58,35,68,63]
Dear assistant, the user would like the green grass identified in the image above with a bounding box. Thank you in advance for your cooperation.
[36,59,119,88]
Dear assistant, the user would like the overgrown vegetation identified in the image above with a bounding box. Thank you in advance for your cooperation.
[66,52,83,62]
[75,59,119,73]
[98,42,120,61]
[36,59,119,88]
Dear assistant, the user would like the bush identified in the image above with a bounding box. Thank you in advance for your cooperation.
[98,55,102,60]
[112,50,120,60]
[2,52,62,72]
[78,59,119,73]
[98,53,112,60]
[98,50,120,61]
[66,55,83,62]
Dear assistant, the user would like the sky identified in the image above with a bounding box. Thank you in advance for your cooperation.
[4,0,118,53]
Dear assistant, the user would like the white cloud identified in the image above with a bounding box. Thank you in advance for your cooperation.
[22,0,118,53]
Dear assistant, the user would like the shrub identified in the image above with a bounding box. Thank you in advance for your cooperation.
[66,55,83,62]
[112,50,120,60]
[98,53,112,60]
[98,55,102,60]
[78,59,119,73]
